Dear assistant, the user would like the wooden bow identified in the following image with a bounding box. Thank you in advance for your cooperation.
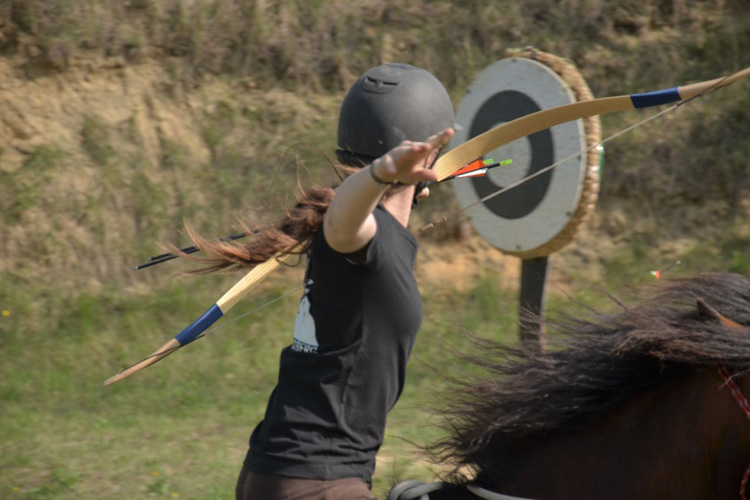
[433,65,750,180]
[104,65,750,386]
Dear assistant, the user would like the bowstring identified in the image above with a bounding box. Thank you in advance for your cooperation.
[417,104,677,234]
[199,285,303,340]
[184,73,737,330]
[117,286,303,372]
[114,72,745,383]
[417,71,735,235]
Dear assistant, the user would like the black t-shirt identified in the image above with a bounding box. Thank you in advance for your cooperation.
[244,205,423,483]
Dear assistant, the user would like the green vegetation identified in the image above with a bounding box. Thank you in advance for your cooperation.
[81,115,114,167]
[1,0,750,498]
[3,236,750,499]
[0,0,747,285]
[0,145,63,224]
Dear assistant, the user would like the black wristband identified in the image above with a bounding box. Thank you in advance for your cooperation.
[369,164,396,186]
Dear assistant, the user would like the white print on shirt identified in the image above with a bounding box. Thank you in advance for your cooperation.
[291,278,318,353]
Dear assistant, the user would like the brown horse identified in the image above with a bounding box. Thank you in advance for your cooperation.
[390,272,750,500]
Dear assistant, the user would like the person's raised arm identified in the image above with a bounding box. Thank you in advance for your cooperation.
[323,128,454,254]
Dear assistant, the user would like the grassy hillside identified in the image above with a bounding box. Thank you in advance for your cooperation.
[0,0,749,286]
[1,1,750,498]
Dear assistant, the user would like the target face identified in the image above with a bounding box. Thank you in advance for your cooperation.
[451,57,588,255]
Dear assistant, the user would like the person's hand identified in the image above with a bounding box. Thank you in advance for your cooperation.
[370,128,454,185]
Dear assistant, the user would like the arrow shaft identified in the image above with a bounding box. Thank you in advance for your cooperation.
[435,96,631,180]
[135,232,252,270]
[106,66,750,386]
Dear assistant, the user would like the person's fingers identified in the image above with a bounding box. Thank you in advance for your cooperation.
[402,141,435,164]
[402,129,453,167]
[396,130,451,162]
[372,129,454,183]
[426,128,455,148]
[416,186,430,200]
[389,144,426,169]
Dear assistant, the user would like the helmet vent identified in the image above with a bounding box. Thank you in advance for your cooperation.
[362,76,398,94]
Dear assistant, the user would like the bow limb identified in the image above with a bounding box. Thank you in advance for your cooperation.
[104,67,750,387]
[435,66,750,181]
[103,248,301,386]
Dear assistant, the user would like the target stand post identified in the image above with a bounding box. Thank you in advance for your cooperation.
[450,51,602,350]
[519,257,549,349]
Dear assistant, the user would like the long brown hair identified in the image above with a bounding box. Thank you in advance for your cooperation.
[178,163,399,273]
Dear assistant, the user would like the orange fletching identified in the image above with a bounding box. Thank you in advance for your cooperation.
[450,159,485,177]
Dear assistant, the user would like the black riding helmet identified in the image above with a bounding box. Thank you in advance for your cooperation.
[336,63,455,168]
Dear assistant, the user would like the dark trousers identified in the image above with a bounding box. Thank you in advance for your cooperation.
[236,466,378,500]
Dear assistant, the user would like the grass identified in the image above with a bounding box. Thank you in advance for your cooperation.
[0,272,300,500]
[81,115,114,167]
[1,1,750,498]
[0,145,63,224]
[0,258,563,499]
[4,228,750,499]
[2,0,749,287]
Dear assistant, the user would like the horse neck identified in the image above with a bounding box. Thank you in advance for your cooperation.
[491,369,750,500]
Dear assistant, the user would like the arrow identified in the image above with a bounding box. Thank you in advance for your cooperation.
[104,65,750,385]
[440,158,513,181]
[433,66,750,182]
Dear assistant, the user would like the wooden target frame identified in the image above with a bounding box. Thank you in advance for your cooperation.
[516,50,602,258]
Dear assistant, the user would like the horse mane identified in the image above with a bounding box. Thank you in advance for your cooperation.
[429,272,750,483]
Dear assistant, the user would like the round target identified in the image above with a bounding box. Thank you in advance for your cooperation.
[451,52,601,258]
